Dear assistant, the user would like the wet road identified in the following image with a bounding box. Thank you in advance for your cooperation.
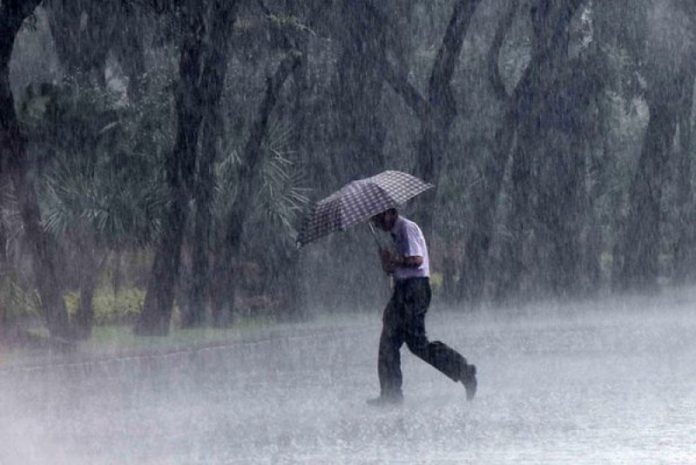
[2,294,696,464]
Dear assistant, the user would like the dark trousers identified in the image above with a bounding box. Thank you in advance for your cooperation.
[378,278,467,398]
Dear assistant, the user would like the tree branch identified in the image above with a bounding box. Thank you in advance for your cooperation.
[227,51,304,245]
[382,59,429,119]
[376,0,483,122]
[429,0,483,103]
[488,0,519,101]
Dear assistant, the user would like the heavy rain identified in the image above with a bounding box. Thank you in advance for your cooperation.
[1,0,696,464]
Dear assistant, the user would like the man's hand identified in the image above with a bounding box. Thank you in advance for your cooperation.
[378,248,424,274]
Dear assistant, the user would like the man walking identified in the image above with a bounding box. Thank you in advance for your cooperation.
[368,208,477,406]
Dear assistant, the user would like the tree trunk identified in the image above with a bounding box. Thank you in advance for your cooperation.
[413,0,482,239]
[672,68,696,284]
[270,247,304,322]
[182,0,238,329]
[1,0,73,340]
[495,0,586,299]
[112,249,122,294]
[74,229,106,339]
[274,14,313,321]
[459,107,516,302]
[212,52,302,326]
[457,0,518,303]
[582,103,612,292]
[616,79,684,290]
[331,0,387,185]
[135,0,236,335]
[499,120,535,298]
[183,115,216,328]
[535,126,585,295]
[0,213,8,334]
[75,279,96,339]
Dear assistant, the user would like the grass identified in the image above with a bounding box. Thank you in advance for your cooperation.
[0,313,280,368]
[84,317,276,355]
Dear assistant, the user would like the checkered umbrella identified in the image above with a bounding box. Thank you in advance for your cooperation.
[297,170,433,247]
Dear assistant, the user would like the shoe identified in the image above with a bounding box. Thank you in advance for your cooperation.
[366,394,403,407]
[460,363,477,401]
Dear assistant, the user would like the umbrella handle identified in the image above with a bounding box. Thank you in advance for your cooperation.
[368,223,382,250]
[369,223,394,289]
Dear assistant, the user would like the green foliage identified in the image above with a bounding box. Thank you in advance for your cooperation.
[0,274,42,324]
[80,315,284,355]
[214,119,309,246]
[430,272,443,293]
[256,121,311,242]
[64,287,145,325]
[18,72,174,250]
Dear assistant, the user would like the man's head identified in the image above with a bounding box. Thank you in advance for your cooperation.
[371,208,398,231]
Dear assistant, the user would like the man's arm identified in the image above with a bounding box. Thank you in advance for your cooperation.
[392,254,423,268]
[379,248,423,273]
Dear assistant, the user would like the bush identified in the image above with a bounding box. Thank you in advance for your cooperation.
[0,274,42,325]
[430,272,444,293]
[64,287,145,325]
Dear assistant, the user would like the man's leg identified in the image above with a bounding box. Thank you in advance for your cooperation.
[402,279,477,399]
[405,310,464,381]
[376,295,405,401]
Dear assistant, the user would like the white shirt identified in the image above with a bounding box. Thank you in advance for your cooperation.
[390,216,430,281]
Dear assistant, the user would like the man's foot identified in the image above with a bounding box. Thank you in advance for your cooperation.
[460,363,477,401]
[366,394,403,407]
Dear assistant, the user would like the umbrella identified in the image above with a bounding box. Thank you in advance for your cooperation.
[297,170,433,247]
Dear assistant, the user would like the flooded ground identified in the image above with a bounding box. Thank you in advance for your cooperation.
[2,292,696,464]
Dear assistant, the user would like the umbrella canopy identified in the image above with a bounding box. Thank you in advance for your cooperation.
[297,170,433,247]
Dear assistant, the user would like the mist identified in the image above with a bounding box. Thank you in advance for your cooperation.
[3,291,696,464]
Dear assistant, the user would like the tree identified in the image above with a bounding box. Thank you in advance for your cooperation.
[373,0,483,240]
[295,0,394,312]
[664,0,696,284]
[615,0,696,290]
[456,0,519,303]
[181,0,240,328]
[485,0,587,299]
[671,57,696,283]
[1,0,73,340]
[46,0,147,97]
[211,51,302,326]
[22,82,169,338]
[412,0,483,239]
[135,0,240,335]
[328,0,388,187]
